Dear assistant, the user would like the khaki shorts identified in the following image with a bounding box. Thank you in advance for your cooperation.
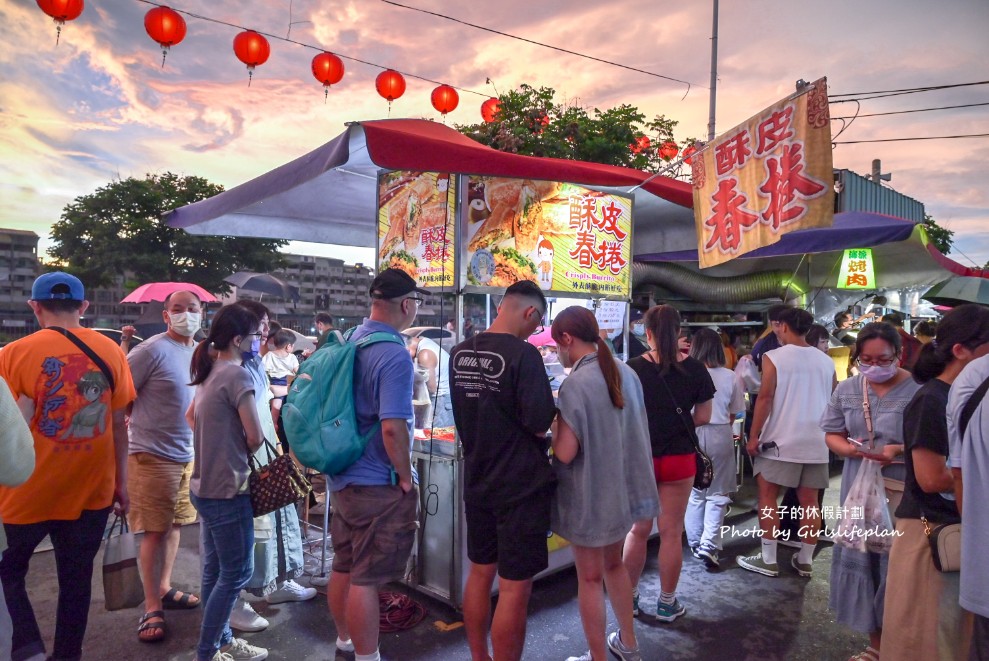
[330,485,419,587]
[127,453,197,533]
[753,457,829,489]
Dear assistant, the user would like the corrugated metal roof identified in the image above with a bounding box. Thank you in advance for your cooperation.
[834,169,925,222]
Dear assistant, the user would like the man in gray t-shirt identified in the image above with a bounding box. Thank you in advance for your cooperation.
[126,290,201,642]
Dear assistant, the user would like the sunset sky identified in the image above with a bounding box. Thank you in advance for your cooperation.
[2,0,987,268]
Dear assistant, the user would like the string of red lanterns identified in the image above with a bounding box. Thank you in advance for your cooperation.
[32,0,683,149]
[36,0,84,45]
[143,6,186,68]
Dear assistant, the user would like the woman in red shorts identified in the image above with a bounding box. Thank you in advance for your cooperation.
[624,305,714,622]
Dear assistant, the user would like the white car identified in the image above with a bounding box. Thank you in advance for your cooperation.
[404,326,457,352]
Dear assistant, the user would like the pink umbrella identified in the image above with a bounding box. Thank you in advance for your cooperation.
[526,327,556,347]
[120,282,218,304]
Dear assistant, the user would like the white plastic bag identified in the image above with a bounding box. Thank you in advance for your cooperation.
[833,459,895,554]
[735,354,761,393]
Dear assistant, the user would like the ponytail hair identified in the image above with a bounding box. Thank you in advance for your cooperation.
[913,304,989,383]
[551,306,624,409]
[190,304,260,385]
[643,304,683,374]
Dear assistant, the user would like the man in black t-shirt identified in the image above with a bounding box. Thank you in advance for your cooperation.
[450,280,556,661]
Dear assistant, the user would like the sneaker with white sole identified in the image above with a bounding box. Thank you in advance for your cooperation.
[737,553,780,577]
[209,652,235,661]
[791,554,813,577]
[265,579,317,604]
[222,637,268,661]
[695,545,720,569]
[607,630,642,661]
[655,597,685,622]
[228,598,269,632]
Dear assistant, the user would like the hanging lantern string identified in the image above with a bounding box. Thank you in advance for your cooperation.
[132,0,490,98]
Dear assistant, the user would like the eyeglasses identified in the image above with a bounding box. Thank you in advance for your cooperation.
[248,332,263,338]
[856,356,897,368]
[405,296,424,308]
[531,325,545,336]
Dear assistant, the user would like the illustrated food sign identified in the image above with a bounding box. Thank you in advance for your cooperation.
[692,77,834,268]
[464,176,632,297]
[377,171,456,289]
[838,248,875,289]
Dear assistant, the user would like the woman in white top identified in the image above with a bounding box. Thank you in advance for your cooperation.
[684,328,745,570]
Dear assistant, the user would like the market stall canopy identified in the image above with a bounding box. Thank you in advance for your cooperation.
[165,119,693,247]
[633,212,960,290]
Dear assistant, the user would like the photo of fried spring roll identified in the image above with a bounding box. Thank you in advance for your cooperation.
[468,202,516,252]
[485,178,523,212]
[514,184,542,254]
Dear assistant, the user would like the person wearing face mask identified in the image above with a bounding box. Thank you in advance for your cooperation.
[124,289,203,643]
[820,322,921,661]
[612,309,648,361]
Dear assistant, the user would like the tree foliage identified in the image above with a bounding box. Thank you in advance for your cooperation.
[922,213,954,255]
[48,173,287,293]
[456,84,689,171]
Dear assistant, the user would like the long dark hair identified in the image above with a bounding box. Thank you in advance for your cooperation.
[689,327,725,368]
[851,322,901,362]
[551,306,624,409]
[190,304,259,385]
[913,305,989,383]
[643,304,683,373]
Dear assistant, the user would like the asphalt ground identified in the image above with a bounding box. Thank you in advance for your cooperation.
[20,471,869,661]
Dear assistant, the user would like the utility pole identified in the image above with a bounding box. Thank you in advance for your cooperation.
[707,0,719,142]
[869,158,891,184]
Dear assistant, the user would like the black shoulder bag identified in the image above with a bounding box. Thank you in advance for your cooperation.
[648,357,713,490]
[47,327,115,392]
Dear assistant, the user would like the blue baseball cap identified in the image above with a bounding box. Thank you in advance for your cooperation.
[31,272,85,301]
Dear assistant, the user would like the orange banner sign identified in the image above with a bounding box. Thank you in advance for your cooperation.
[692,77,834,268]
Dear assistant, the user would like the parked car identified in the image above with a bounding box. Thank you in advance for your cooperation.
[404,326,457,352]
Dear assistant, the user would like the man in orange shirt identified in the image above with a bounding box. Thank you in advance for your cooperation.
[0,272,136,661]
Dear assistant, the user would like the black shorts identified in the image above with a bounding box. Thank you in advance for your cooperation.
[465,493,551,581]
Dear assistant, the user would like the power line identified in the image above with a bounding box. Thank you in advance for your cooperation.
[834,133,989,144]
[380,0,700,95]
[830,80,989,98]
[133,0,490,97]
[831,101,989,120]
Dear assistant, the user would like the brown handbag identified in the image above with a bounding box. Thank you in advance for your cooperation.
[248,440,312,517]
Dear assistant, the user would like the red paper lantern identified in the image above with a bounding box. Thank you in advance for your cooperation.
[36,0,84,45]
[311,52,345,101]
[481,98,501,123]
[431,85,459,116]
[375,69,406,104]
[682,144,698,165]
[233,30,270,86]
[144,6,186,68]
[659,141,679,161]
[630,135,651,154]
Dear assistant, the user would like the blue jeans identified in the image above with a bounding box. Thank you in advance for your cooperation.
[0,507,110,661]
[191,493,255,661]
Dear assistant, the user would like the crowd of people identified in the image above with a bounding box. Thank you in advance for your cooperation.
[0,268,987,661]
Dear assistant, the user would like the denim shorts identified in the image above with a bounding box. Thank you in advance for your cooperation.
[329,485,419,586]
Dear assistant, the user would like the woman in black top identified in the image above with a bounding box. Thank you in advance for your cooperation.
[881,304,989,660]
[623,305,714,623]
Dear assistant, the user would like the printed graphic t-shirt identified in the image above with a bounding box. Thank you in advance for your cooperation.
[449,332,557,504]
[0,328,136,524]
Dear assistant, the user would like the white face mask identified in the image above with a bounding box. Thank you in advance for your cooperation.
[631,324,646,338]
[858,363,898,383]
[167,311,201,337]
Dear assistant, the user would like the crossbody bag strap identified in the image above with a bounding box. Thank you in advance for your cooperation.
[47,326,115,392]
[647,355,700,452]
[861,375,876,450]
[959,374,989,441]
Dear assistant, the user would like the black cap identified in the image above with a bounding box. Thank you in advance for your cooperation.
[369,268,430,300]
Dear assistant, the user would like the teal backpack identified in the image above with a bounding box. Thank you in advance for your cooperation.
[282,328,404,475]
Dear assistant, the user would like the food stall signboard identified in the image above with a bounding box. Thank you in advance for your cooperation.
[692,77,834,269]
[464,177,632,298]
[837,248,875,289]
[377,171,457,289]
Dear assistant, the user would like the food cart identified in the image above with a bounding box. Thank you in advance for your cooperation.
[167,118,692,608]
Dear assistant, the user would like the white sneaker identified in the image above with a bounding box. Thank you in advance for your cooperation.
[209,652,235,661]
[265,579,317,604]
[222,637,269,661]
[228,598,269,632]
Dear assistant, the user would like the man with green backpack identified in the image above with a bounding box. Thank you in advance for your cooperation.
[319,268,426,661]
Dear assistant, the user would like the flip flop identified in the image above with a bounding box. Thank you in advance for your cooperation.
[161,587,201,610]
[138,610,166,643]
